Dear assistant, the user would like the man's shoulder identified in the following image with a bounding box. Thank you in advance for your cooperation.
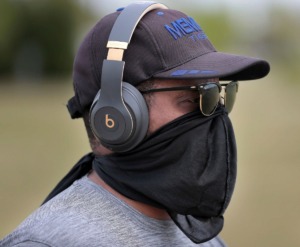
[0,176,115,247]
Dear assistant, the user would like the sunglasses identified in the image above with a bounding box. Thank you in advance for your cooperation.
[139,81,239,116]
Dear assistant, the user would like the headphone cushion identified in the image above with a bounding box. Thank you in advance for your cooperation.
[91,82,149,152]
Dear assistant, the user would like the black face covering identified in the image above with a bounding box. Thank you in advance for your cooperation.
[93,108,237,243]
[43,107,237,244]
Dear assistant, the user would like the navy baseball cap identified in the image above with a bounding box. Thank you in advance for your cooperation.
[67,5,270,118]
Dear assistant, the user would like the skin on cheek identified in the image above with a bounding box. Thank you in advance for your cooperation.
[147,93,182,134]
[148,107,169,134]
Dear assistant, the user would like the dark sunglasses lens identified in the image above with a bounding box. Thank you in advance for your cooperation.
[225,81,238,113]
[200,84,220,116]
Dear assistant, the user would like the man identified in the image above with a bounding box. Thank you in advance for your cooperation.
[0,2,270,246]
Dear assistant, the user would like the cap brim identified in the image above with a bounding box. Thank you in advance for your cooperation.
[153,51,270,81]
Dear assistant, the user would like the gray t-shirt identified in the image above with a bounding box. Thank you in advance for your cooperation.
[1,176,227,247]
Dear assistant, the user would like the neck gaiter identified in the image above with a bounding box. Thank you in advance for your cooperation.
[92,108,237,243]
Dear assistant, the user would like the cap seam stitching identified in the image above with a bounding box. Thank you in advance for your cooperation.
[139,19,168,73]
[90,28,102,94]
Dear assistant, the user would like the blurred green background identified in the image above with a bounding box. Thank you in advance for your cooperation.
[1,0,300,246]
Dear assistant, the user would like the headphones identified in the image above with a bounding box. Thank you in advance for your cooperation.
[90,2,168,152]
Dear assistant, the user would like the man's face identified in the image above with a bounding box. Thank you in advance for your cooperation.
[146,78,219,134]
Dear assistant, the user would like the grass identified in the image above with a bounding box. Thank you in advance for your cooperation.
[1,70,300,246]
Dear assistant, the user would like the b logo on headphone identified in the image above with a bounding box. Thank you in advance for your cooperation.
[105,114,115,129]
[89,2,168,152]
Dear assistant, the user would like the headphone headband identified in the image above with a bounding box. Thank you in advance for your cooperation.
[106,2,168,61]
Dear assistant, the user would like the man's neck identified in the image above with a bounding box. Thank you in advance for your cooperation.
[88,170,170,220]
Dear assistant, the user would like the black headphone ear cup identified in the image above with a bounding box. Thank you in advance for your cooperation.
[108,82,149,152]
[90,82,149,153]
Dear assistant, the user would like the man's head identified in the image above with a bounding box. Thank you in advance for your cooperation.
[67,2,270,154]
